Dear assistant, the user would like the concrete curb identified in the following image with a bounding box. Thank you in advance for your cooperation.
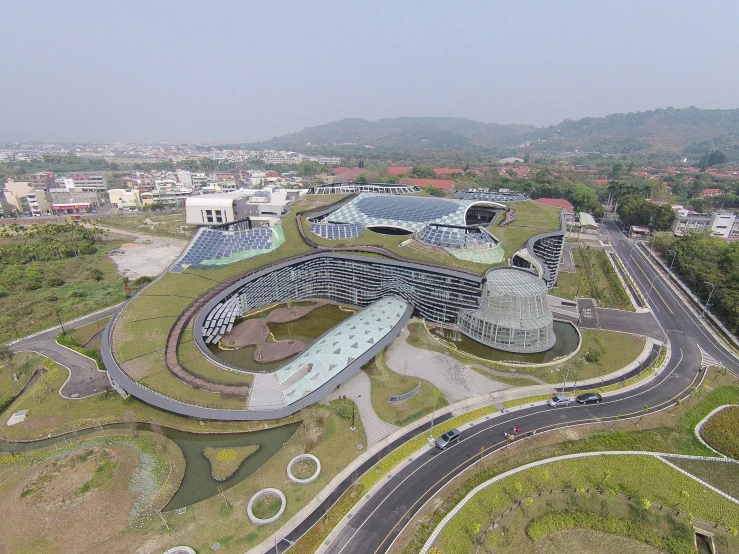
[419,450,739,553]
[694,404,739,458]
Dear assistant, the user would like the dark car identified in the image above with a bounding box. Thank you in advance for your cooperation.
[576,392,603,404]
[435,428,461,450]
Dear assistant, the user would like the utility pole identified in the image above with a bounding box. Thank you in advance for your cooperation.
[702,281,716,319]
[55,310,66,334]
[429,388,440,440]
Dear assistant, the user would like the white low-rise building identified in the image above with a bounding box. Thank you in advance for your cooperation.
[185,187,307,226]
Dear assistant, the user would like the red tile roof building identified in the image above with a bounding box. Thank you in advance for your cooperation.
[388,166,413,175]
[702,188,723,197]
[434,168,464,175]
[399,178,455,190]
[536,198,574,213]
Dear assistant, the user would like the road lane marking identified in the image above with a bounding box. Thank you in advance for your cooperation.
[633,258,673,314]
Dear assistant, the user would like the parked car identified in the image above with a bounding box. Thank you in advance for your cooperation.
[576,392,603,404]
[546,395,571,407]
[435,428,461,450]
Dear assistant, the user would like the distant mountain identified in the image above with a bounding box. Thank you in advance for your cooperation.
[250,108,739,158]
[253,117,536,152]
[529,107,739,155]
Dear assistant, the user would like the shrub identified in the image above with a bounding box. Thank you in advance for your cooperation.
[133,275,153,286]
[45,295,59,302]
[46,277,64,287]
[70,291,87,298]
[89,268,104,281]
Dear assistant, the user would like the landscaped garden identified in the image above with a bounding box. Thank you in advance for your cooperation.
[552,246,633,310]
[700,405,739,459]
[364,351,448,426]
[399,371,739,554]
[489,200,562,257]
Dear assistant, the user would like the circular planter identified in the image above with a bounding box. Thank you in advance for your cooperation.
[163,548,196,554]
[247,488,286,525]
[287,454,321,484]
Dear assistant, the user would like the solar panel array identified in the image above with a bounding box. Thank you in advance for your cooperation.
[173,228,272,271]
[456,190,528,202]
[310,223,364,240]
[355,195,460,222]
[416,225,496,249]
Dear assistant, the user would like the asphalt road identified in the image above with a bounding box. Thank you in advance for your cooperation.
[318,216,739,554]
[9,305,121,398]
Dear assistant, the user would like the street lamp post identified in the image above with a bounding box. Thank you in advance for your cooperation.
[429,389,440,440]
[702,281,716,319]
[55,310,66,335]
[666,249,678,280]
[350,394,361,431]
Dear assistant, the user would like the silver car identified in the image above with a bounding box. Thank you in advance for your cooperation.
[546,395,571,407]
[435,428,461,450]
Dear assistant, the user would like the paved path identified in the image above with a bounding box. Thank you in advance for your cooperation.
[9,305,121,398]
[385,328,509,403]
[327,372,398,447]
[248,373,286,410]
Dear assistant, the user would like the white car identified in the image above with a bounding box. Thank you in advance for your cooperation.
[547,395,571,407]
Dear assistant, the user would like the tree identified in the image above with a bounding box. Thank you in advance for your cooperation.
[523,153,530,164]
[355,174,368,184]
[652,204,676,231]
[424,185,446,197]
[569,183,598,212]
[617,195,654,228]
[699,149,727,171]
[357,159,364,169]
[410,165,436,179]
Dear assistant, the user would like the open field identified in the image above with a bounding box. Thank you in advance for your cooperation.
[0,433,184,554]
[0,239,129,342]
[552,246,633,310]
[365,351,448,426]
[94,211,196,239]
[489,200,562,257]
[396,371,739,554]
[69,315,110,347]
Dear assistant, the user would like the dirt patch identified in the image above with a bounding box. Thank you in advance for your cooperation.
[108,236,186,279]
[255,340,308,363]
[221,318,270,348]
[1,445,141,553]
[265,300,326,323]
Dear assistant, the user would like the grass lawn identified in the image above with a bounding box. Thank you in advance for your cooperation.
[700,405,739,459]
[85,398,368,554]
[667,458,739,499]
[69,316,110,347]
[407,321,646,384]
[0,357,298,441]
[552,246,633,310]
[435,454,739,554]
[0,352,45,410]
[177,323,253,387]
[400,371,739,554]
[489,200,562,258]
[0,240,129,342]
[364,351,448,426]
[94,211,196,239]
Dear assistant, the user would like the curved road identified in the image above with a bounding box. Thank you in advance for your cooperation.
[314,216,739,554]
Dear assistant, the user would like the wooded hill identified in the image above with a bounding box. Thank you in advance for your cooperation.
[248,107,739,160]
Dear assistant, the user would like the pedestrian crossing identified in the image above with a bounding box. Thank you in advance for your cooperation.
[698,346,724,369]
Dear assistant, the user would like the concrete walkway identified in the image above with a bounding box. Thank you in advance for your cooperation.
[326,372,398,447]
[385,328,510,403]
[248,373,285,410]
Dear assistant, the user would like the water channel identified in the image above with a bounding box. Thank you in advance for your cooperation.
[432,320,580,364]
[0,421,300,511]
[209,302,356,372]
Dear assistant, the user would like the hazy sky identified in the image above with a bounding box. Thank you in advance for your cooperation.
[1,0,738,143]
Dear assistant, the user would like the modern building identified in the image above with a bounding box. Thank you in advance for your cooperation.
[48,187,101,207]
[2,180,33,211]
[60,174,106,192]
[185,187,307,226]
[457,267,554,353]
[19,191,50,216]
[308,183,421,195]
[324,193,503,234]
[672,212,736,238]
[108,188,142,210]
[51,202,93,215]
[317,156,341,165]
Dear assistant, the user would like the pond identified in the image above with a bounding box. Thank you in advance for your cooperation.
[208,302,356,372]
[0,421,301,511]
[432,320,580,364]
